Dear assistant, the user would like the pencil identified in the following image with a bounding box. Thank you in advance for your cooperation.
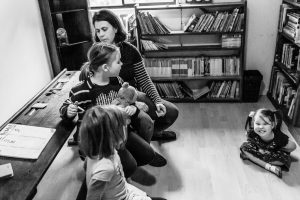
[65,99,85,112]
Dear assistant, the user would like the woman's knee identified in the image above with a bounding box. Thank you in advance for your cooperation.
[126,131,155,165]
[118,149,137,178]
[164,100,179,123]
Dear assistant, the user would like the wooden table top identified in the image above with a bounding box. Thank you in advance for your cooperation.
[0,70,80,200]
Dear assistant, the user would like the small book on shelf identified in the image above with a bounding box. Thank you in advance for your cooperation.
[184,14,198,32]
[180,82,210,100]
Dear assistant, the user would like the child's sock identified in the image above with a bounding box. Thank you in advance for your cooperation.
[265,163,282,178]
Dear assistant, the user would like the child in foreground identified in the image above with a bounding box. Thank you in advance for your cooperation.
[79,105,152,200]
[240,108,296,178]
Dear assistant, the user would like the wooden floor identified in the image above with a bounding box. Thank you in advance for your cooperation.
[33,96,300,200]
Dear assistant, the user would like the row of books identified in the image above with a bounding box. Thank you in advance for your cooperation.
[280,43,300,71]
[155,82,210,100]
[282,12,300,43]
[186,0,212,3]
[145,56,240,77]
[270,69,297,119]
[136,12,171,35]
[221,34,242,48]
[154,80,239,100]
[184,8,244,33]
[278,4,291,32]
[154,82,185,99]
[140,39,167,51]
[207,80,239,99]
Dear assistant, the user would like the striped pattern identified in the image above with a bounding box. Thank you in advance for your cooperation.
[59,77,122,120]
[118,42,162,104]
[133,60,162,104]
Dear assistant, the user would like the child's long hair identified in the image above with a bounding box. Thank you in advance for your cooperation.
[79,105,128,159]
[79,43,119,81]
[245,108,283,131]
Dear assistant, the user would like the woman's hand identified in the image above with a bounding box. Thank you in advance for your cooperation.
[124,105,137,116]
[156,103,166,117]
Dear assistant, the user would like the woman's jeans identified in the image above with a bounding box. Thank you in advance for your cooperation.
[137,91,179,134]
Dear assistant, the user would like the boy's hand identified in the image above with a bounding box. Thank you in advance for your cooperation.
[67,103,78,118]
[124,105,137,116]
[156,103,166,117]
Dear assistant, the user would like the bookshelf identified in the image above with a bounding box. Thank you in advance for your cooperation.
[267,0,300,127]
[38,0,93,76]
[134,1,247,102]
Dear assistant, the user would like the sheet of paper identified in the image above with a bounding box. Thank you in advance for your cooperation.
[0,124,55,160]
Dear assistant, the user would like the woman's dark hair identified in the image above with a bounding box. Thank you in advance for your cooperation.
[79,43,119,81]
[92,9,127,43]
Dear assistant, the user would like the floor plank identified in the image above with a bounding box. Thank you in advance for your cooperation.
[33,96,300,200]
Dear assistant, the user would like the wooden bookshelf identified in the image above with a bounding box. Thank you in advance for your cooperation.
[268,0,300,127]
[38,0,93,75]
[135,1,247,102]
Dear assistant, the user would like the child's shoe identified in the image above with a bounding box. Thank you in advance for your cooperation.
[265,163,282,178]
[240,151,248,160]
[149,152,167,167]
[272,166,282,178]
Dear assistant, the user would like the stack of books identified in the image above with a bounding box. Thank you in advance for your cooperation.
[207,80,239,99]
[221,34,242,48]
[136,12,171,35]
[183,8,244,33]
[154,82,185,99]
[283,12,300,43]
[280,43,300,70]
[144,56,240,77]
[140,39,168,51]
[278,4,293,32]
[154,81,210,100]
[271,69,297,117]
[180,82,210,100]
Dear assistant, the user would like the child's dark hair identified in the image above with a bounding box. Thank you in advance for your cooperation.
[79,43,119,81]
[92,9,127,43]
[245,108,283,131]
[79,105,128,158]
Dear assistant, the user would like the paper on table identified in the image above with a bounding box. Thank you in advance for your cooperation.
[0,124,55,160]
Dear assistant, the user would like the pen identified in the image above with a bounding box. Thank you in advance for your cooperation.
[65,99,85,112]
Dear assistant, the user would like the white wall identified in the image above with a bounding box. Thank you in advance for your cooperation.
[0,0,52,126]
[245,0,281,94]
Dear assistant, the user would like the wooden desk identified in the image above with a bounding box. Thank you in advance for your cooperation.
[0,70,80,200]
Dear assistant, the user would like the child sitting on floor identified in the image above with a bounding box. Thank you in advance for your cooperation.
[240,108,296,178]
[79,105,152,200]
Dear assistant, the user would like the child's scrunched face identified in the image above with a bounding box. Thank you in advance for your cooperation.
[253,113,273,138]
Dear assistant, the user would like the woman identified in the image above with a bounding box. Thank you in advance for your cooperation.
[92,9,179,141]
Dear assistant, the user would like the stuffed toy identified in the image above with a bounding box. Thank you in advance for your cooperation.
[112,82,148,112]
